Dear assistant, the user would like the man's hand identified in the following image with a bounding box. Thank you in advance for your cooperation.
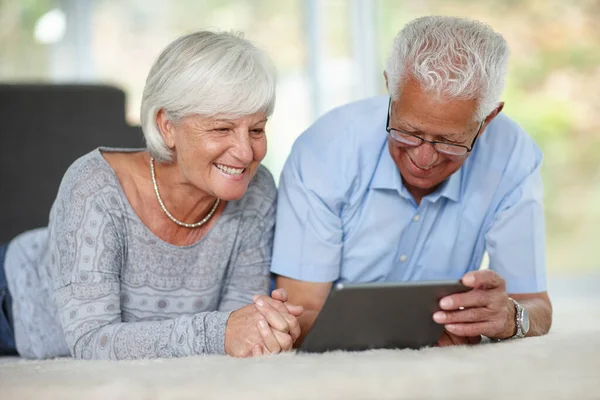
[433,270,516,340]
[437,330,482,347]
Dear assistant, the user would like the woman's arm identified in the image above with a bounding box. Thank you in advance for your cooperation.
[217,167,275,312]
[48,157,230,360]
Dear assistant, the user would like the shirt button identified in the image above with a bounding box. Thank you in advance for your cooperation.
[413,214,421,222]
[400,255,408,262]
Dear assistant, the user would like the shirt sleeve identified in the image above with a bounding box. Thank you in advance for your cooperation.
[270,138,344,283]
[218,167,275,311]
[48,156,230,360]
[485,153,547,294]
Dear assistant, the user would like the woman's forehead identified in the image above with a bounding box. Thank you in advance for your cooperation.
[184,112,267,126]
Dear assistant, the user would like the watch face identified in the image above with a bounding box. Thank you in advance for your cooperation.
[521,307,530,334]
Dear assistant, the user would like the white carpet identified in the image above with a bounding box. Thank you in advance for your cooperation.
[2,276,599,400]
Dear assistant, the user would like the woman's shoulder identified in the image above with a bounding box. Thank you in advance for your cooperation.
[53,148,125,212]
[249,165,276,196]
[60,148,117,187]
[238,165,276,217]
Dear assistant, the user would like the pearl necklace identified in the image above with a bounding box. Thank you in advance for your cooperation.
[150,157,220,229]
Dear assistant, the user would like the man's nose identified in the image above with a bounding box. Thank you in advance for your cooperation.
[408,142,439,169]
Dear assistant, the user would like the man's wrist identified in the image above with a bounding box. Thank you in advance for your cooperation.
[493,298,517,340]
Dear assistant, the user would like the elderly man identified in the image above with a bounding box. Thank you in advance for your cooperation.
[271,16,552,346]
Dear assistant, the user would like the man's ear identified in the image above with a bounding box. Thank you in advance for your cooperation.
[486,102,505,124]
[383,71,389,92]
[156,109,176,149]
[480,102,505,135]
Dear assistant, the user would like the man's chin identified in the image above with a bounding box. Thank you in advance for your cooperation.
[400,171,441,193]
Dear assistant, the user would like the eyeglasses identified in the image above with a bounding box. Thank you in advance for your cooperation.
[385,98,484,157]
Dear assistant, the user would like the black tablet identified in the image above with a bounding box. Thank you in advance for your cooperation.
[298,280,470,353]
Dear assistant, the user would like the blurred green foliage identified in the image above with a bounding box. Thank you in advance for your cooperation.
[377,0,600,271]
[1,0,598,271]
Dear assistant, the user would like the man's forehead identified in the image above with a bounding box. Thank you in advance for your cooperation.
[391,102,476,140]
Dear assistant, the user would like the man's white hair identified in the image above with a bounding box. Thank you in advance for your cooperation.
[386,16,509,121]
[140,31,277,162]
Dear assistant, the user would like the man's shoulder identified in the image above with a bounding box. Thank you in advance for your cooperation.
[294,96,388,149]
[282,96,389,206]
[480,112,541,164]
[468,113,542,191]
[288,96,388,180]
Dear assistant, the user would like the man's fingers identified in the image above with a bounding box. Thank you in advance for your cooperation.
[462,270,506,290]
[445,322,499,337]
[439,289,491,311]
[434,307,491,324]
[437,331,473,347]
[437,332,452,347]
[468,335,483,345]
[254,298,290,333]
[257,320,281,354]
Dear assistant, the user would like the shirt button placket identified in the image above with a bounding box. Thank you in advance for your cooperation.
[394,209,425,279]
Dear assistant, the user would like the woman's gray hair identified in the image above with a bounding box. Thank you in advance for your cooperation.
[140,31,277,162]
[385,16,509,121]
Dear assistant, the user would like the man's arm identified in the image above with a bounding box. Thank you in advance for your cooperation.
[434,270,552,339]
[510,291,552,337]
[436,136,551,340]
[275,275,332,346]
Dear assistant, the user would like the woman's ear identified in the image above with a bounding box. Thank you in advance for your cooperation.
[156,109,176,149]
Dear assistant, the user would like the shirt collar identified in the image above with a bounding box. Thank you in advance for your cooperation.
[369,141,405,194]
[369,142,463,203]
[425,168,462,203]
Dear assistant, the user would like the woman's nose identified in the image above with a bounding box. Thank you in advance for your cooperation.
[231,132,254,164]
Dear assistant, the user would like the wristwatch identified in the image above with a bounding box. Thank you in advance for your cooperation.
[508,297,530,339]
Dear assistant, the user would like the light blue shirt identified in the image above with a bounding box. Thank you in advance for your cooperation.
[271,96,546,294]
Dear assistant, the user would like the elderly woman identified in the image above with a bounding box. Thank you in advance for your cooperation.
[0,31,301,360]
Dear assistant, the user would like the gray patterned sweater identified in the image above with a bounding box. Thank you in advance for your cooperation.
[5,148,275,359]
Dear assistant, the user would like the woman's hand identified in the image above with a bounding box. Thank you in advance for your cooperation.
[224,303,292,357]
[253,288,304,344]
[223,289,303,357]
[250,288,304,356]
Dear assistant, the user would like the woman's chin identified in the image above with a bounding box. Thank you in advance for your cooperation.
[209,167,253,200]
[213,182,250,201]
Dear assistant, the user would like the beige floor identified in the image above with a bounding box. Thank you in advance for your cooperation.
[1,275,599,400]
